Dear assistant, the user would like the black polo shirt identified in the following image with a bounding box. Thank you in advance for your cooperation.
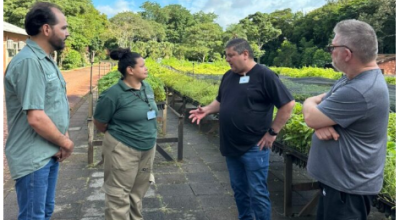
[217,64,293,156]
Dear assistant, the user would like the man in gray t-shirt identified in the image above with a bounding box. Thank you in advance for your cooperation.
[303,20,389,220]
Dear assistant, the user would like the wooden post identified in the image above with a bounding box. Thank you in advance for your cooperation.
[178,114,184,161]
[88,60,94,164]
[171,90,176,107]
[162,88,168,135]
[284,153,293,216]
[87,117,94,165]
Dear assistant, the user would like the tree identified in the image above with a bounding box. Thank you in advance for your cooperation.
[139,1,168,24]
[358,0,396,53]
[130,41,148,57]
[184,23,223,62]
[163,4,195,43]
[313,49,332,67]
[173,44,188,60]
[109,12,154,48]
[193,11,218,24]
[146,41,162,59]
[240,12,282,63]
[222,24,247,44]
[148,21,166,42]
[273,40,300,67]
[4,0,109,67]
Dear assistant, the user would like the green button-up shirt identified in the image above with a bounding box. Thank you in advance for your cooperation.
[94,79,157,151]
[4,39,70,180]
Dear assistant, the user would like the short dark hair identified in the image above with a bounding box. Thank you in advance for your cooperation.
[109,48,142,78]
[24,2,62,36]
[225,38,254,59]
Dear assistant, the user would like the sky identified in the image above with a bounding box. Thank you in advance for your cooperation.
[92,0,327,29]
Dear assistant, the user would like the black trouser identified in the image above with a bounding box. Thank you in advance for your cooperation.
[316,182,373,220]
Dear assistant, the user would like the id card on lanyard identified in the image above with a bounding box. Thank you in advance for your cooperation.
[131,88,156,120]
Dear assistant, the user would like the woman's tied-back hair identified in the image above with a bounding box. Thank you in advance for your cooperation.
[109,48,142,78]
[225,38,254,59]
[24,2,62,36]
[333,19,378,64]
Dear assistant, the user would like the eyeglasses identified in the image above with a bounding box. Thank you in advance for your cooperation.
[325,45,353,53]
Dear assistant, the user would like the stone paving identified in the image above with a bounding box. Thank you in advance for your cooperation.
[3,95,387,220]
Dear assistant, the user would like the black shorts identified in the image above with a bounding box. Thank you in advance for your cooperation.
[316,182,373,220]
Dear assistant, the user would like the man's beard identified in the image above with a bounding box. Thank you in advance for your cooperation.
[49,35,65,51]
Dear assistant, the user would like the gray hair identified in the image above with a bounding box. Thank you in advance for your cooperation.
[225,38,254,59]
[333,19,378,63]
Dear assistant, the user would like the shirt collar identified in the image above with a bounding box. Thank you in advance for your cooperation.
[118,78,145,91]
[26,39,48,60]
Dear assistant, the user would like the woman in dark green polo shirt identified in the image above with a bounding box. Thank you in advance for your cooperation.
[94,48,157,220]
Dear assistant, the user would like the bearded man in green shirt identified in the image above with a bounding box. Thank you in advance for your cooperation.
[4,2,74,219]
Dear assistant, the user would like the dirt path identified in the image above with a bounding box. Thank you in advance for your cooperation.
[3,62,112,185]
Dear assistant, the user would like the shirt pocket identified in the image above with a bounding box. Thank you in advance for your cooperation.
[45,71,61,95]
[45,70,58,82]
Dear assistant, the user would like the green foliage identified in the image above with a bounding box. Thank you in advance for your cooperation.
[62,49,82,70]
[97,70,121,94]
[312,49,332,67]
[239,12,281,62]
[4,0,108,67]
[271,66,343,80]
[109,12,155,48]
[163,4,195,43]
[223,24,247,43]
[183,22,223,62]
[381,113,396,202]
[273,40,300,67]
[145,70,166,102]
[161,58,229,75]
[146,59,218,105]
[385,76,396,85]
[97,67,166,103]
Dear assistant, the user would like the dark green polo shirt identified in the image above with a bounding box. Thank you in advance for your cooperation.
[94,79,158,151]
[4,39,70,180]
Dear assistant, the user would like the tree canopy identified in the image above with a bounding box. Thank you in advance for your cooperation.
[4,0,396,69]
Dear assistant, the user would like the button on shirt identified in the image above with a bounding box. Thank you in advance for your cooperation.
[4,39,70,180]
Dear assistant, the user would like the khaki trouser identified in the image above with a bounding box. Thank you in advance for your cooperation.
[102,132,156,220]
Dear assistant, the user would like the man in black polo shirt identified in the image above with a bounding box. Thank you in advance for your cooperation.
[189,38,295,220]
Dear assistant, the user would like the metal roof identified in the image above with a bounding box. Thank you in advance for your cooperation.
[3,21,28,35]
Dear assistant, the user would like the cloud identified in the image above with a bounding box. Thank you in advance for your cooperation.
[96,0,136,17]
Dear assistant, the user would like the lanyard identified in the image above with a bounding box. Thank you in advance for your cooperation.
[131,88,152,110]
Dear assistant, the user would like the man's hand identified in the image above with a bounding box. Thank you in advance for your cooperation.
[314,126,340,141]
[257,133,277,150]
[53,150,62,162]
[314,93,327,104]
[188,106,207,125]
[58,135,74,162]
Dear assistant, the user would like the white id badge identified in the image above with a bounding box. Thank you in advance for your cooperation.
[239,76,250,84]
[147,110,156,120]
[147,94,154,99]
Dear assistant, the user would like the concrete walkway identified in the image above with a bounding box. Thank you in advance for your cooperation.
[3,95,387,219]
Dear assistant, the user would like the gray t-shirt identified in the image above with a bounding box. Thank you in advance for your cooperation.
[307,69,389,195]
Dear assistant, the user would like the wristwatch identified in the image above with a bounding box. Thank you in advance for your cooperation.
[267,128,278,136]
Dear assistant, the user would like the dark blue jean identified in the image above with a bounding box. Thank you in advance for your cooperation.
[226,146,271,220]
[15,158,59,220]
